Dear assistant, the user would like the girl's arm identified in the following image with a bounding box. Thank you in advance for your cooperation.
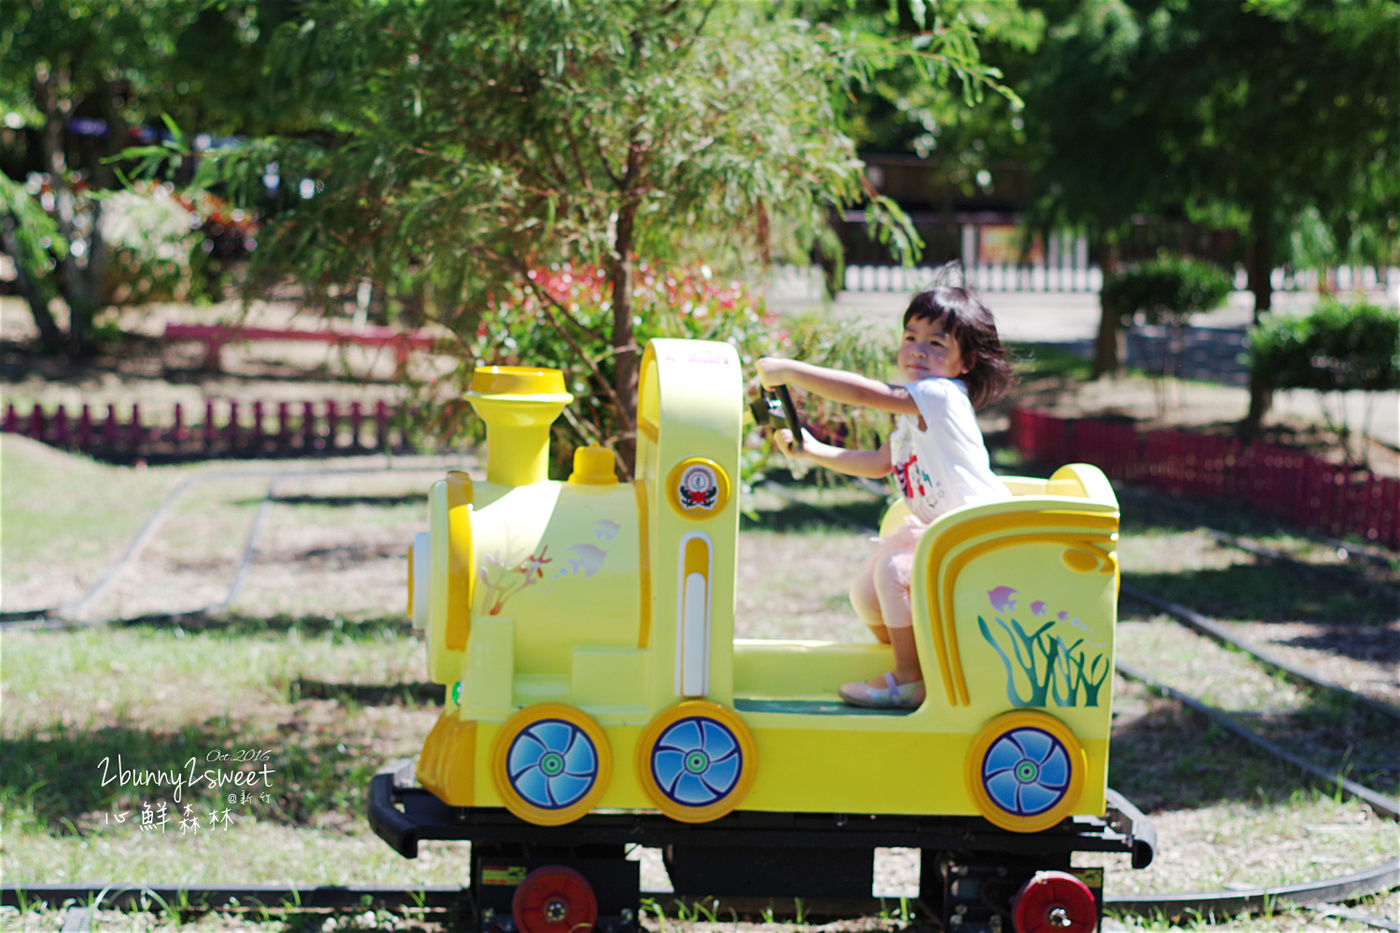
[774,428,893,479]
[756,357,919,415]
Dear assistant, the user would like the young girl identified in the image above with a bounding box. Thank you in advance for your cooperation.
[756,285,1016,708]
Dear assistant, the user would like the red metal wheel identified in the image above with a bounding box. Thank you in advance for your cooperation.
[511,866,598,933]
[1011,870,1097,933]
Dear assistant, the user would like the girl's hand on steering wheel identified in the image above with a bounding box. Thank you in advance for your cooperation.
[772,427,811,459]
[755,356,792,389]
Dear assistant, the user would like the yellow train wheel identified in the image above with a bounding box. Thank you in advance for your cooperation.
[492,704,611,826]
[965,711,1085,833]
[636,701,755,823]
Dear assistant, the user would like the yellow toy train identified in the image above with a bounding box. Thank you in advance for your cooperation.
[370,338,1154,933]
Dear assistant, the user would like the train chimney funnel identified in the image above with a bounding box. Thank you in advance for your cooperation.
[465,366,573,486]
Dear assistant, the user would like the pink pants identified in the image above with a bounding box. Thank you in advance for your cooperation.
[849,518,927,633]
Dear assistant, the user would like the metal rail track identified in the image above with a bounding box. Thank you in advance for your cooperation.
[1120,583,1400,724]
[6,861,1400,928]
[5,475,1397,929]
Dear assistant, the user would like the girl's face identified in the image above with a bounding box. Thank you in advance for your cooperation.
[897,315,970,382]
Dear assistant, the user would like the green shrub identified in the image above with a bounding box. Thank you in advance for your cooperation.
[1249,298,1400,393]
[1248,297,1400,466]
[1101,253,1233,326]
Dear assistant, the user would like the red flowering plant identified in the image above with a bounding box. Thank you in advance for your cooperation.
[467,261,891,485]
[468,262,778,476]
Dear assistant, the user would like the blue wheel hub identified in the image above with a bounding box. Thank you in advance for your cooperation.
[651,717,742,807]
[981,726,1071,817]
[506,719,599,810]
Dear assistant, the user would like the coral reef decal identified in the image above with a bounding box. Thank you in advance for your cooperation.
[478,520,617,615]
[978,586,1109,708]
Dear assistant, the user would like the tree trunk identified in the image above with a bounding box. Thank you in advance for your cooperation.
[609,137,646,477]
[1246,206,1275,320]
[1091,305,1124,379]
[1242,205,1277,435]
[1091,239,1123,379]
[610,204,639,477]
[1,211,63,348]
[32,62,78,352]
[1242,374,1272,441]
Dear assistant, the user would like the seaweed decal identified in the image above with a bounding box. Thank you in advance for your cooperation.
[978,587,1109,708]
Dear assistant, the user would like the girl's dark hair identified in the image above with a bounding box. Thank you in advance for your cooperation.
[902,285,1017,409]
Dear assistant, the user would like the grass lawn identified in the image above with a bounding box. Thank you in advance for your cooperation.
[2,437,1396,932]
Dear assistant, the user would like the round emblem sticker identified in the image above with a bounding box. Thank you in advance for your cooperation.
[666,458,731,520]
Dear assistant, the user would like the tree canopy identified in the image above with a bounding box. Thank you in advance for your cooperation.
[827,0,1045,207]
[174,0,1004,470]
[0,0,290,351]
[1023,0,1399,313]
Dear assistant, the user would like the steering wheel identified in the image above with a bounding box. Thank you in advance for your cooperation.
[775,384,803,453]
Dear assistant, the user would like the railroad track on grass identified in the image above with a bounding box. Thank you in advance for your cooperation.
[6,862,1400,930]
[0,459,460,629]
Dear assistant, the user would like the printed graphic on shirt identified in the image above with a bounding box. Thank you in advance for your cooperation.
[893,450,944,516]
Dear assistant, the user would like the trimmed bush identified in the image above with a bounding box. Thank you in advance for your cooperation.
[1247,297,1400,464]
[1101,253,1234,326]
[1249,297,1400,394]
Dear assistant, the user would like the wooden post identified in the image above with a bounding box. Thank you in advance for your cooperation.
[350,401,364,450]
[304,401,317,449]
[102,404,117,448]
[53,404,69,447]
[278,401,291,450]
[253,401,265,451]
[375,400,389,450]
[205,399,217,453]
[326,400,339,451]
[79,404,93,448]
[28,403,45,440]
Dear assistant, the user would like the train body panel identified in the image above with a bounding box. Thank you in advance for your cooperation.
[470,480,643,684]
[634,339,746,711]
[406,340,1121,834]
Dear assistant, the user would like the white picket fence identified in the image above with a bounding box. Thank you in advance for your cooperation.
[837,262,1398,296]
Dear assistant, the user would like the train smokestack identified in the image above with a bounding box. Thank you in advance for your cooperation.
[465,366,573,486]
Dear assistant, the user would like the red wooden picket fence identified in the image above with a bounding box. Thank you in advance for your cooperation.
[2,398,419,463]
[1011,407,1400,550]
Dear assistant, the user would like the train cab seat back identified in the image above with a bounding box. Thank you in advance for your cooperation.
[908,462,1119,723]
